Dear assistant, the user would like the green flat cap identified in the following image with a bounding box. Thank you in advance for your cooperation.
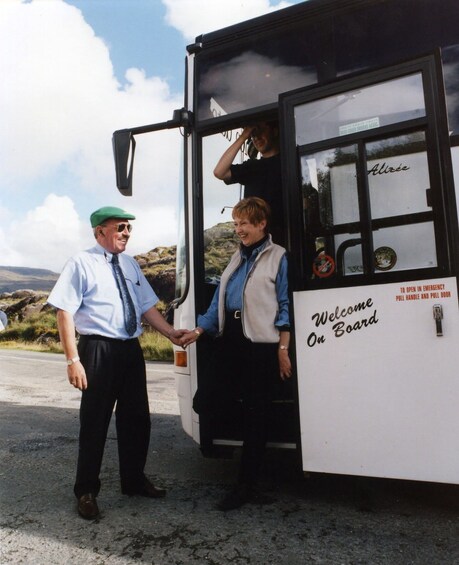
[90,206,136,227]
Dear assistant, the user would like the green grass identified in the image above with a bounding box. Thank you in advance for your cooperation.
[0,310,173,362]
[139,330,173,362]
[0,340,63,354]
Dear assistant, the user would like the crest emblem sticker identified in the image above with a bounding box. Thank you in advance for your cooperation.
[374,246,397,271]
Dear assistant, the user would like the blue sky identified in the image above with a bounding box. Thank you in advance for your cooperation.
[1,0,303,272]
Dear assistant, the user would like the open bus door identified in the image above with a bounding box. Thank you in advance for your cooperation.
[280,54,459,484]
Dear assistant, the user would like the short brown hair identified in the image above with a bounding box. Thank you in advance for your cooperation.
[233,197,271,229]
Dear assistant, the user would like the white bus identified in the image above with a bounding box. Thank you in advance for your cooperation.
[113,0,459,485]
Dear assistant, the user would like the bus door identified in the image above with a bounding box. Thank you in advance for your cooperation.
[280,55,459,484]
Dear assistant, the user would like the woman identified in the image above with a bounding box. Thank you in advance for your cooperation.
[181,197,291,511]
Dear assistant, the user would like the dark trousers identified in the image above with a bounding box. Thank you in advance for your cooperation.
[213,316,278,486]
[74,335,151,498]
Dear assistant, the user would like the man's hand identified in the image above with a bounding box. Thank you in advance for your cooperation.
[168,328,188,347]
[67,361,87,391]
[213,125,254,181]
[240,125,255,139]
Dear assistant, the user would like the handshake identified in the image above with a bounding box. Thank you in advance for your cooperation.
[169,327,204,349]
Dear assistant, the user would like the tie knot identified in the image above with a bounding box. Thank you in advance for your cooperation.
[111,254,119,265]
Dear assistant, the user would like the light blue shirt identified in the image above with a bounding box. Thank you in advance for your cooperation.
[198,242,290,336]
[48,243,158,340]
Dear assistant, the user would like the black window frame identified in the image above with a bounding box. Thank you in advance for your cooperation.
[280,54,459,291]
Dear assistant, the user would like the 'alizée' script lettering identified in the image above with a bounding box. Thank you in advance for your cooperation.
[307,298,378,347]
[367,162,410,176]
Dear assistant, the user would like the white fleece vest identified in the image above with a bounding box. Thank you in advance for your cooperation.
[218,238,286,343]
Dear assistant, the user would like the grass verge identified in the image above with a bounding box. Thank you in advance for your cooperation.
[0,310,173,362]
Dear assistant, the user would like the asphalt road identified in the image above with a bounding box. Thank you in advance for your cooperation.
[0,349,458,565]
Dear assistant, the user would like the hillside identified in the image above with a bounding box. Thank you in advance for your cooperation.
[0,266,59,293]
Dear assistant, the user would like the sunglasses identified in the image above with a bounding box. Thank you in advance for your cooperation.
[103,222,133,233]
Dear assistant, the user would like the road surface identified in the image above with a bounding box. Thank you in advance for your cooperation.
[0,349,458,564]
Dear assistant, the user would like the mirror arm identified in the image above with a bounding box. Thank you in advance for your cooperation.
[112,108,193,195]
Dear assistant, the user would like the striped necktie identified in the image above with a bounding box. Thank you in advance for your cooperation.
[111,254,137,336]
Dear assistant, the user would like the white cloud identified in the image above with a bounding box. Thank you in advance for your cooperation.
[4,194,92,272]
[0,0,183,271]
[1,0,116,185]
[0,0,182,191]
[162,0,293,42]
[126,205,178,257]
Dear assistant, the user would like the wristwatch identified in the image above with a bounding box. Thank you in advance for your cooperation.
[279,345,288,350]
[67,355,80,366]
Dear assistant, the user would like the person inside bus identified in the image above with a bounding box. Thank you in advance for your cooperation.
[180,197,292,511]
[213,121,285,246]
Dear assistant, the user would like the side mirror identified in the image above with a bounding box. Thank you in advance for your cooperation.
[112,108,193,197]
[112,130,136,196]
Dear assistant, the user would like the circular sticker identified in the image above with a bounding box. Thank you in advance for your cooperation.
[312,254,335,278]
[374,246,397,271]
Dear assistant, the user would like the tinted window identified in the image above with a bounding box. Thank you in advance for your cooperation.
[195,0,459,133]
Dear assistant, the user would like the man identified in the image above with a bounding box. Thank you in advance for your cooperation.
[48,206,186,520]
[213,121,285,246]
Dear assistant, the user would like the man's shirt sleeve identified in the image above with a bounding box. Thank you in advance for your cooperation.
[47,258,84,315]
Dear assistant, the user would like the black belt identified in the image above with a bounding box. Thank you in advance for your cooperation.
[79,334,137,343]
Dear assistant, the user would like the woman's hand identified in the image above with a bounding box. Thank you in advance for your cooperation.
[278,349,292,380]
[180,328,204,349]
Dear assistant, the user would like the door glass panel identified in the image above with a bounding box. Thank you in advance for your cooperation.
[367,132,431,219]
[335,235,363,276]
[202,131,240,284]
[295,73,425,146]
[366,130,438,273]
[301,144,362,279]
[373,223,437,272]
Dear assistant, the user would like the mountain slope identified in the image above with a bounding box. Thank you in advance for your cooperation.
[0,266,59,293]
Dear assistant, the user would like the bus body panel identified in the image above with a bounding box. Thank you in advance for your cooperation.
[294,276,459,483]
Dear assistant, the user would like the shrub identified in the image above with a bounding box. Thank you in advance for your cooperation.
[139,329,173,362]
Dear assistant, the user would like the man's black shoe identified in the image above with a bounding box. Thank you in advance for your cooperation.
[122,478,167,498]
[77,493,100,519]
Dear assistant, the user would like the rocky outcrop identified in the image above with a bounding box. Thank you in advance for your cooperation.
[0,291,49,323]
[203,222,239,280]
[135,246,176,303]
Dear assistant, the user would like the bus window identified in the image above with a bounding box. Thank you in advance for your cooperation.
[294,73,425,147]
[175,172,187,300]
[196,37,318,121]
[300,144,363,279]
[285,65,446,284]
[201,131,241,287]
[300,130,439,280]
[195,2,459,135]
[368,132,437,274]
